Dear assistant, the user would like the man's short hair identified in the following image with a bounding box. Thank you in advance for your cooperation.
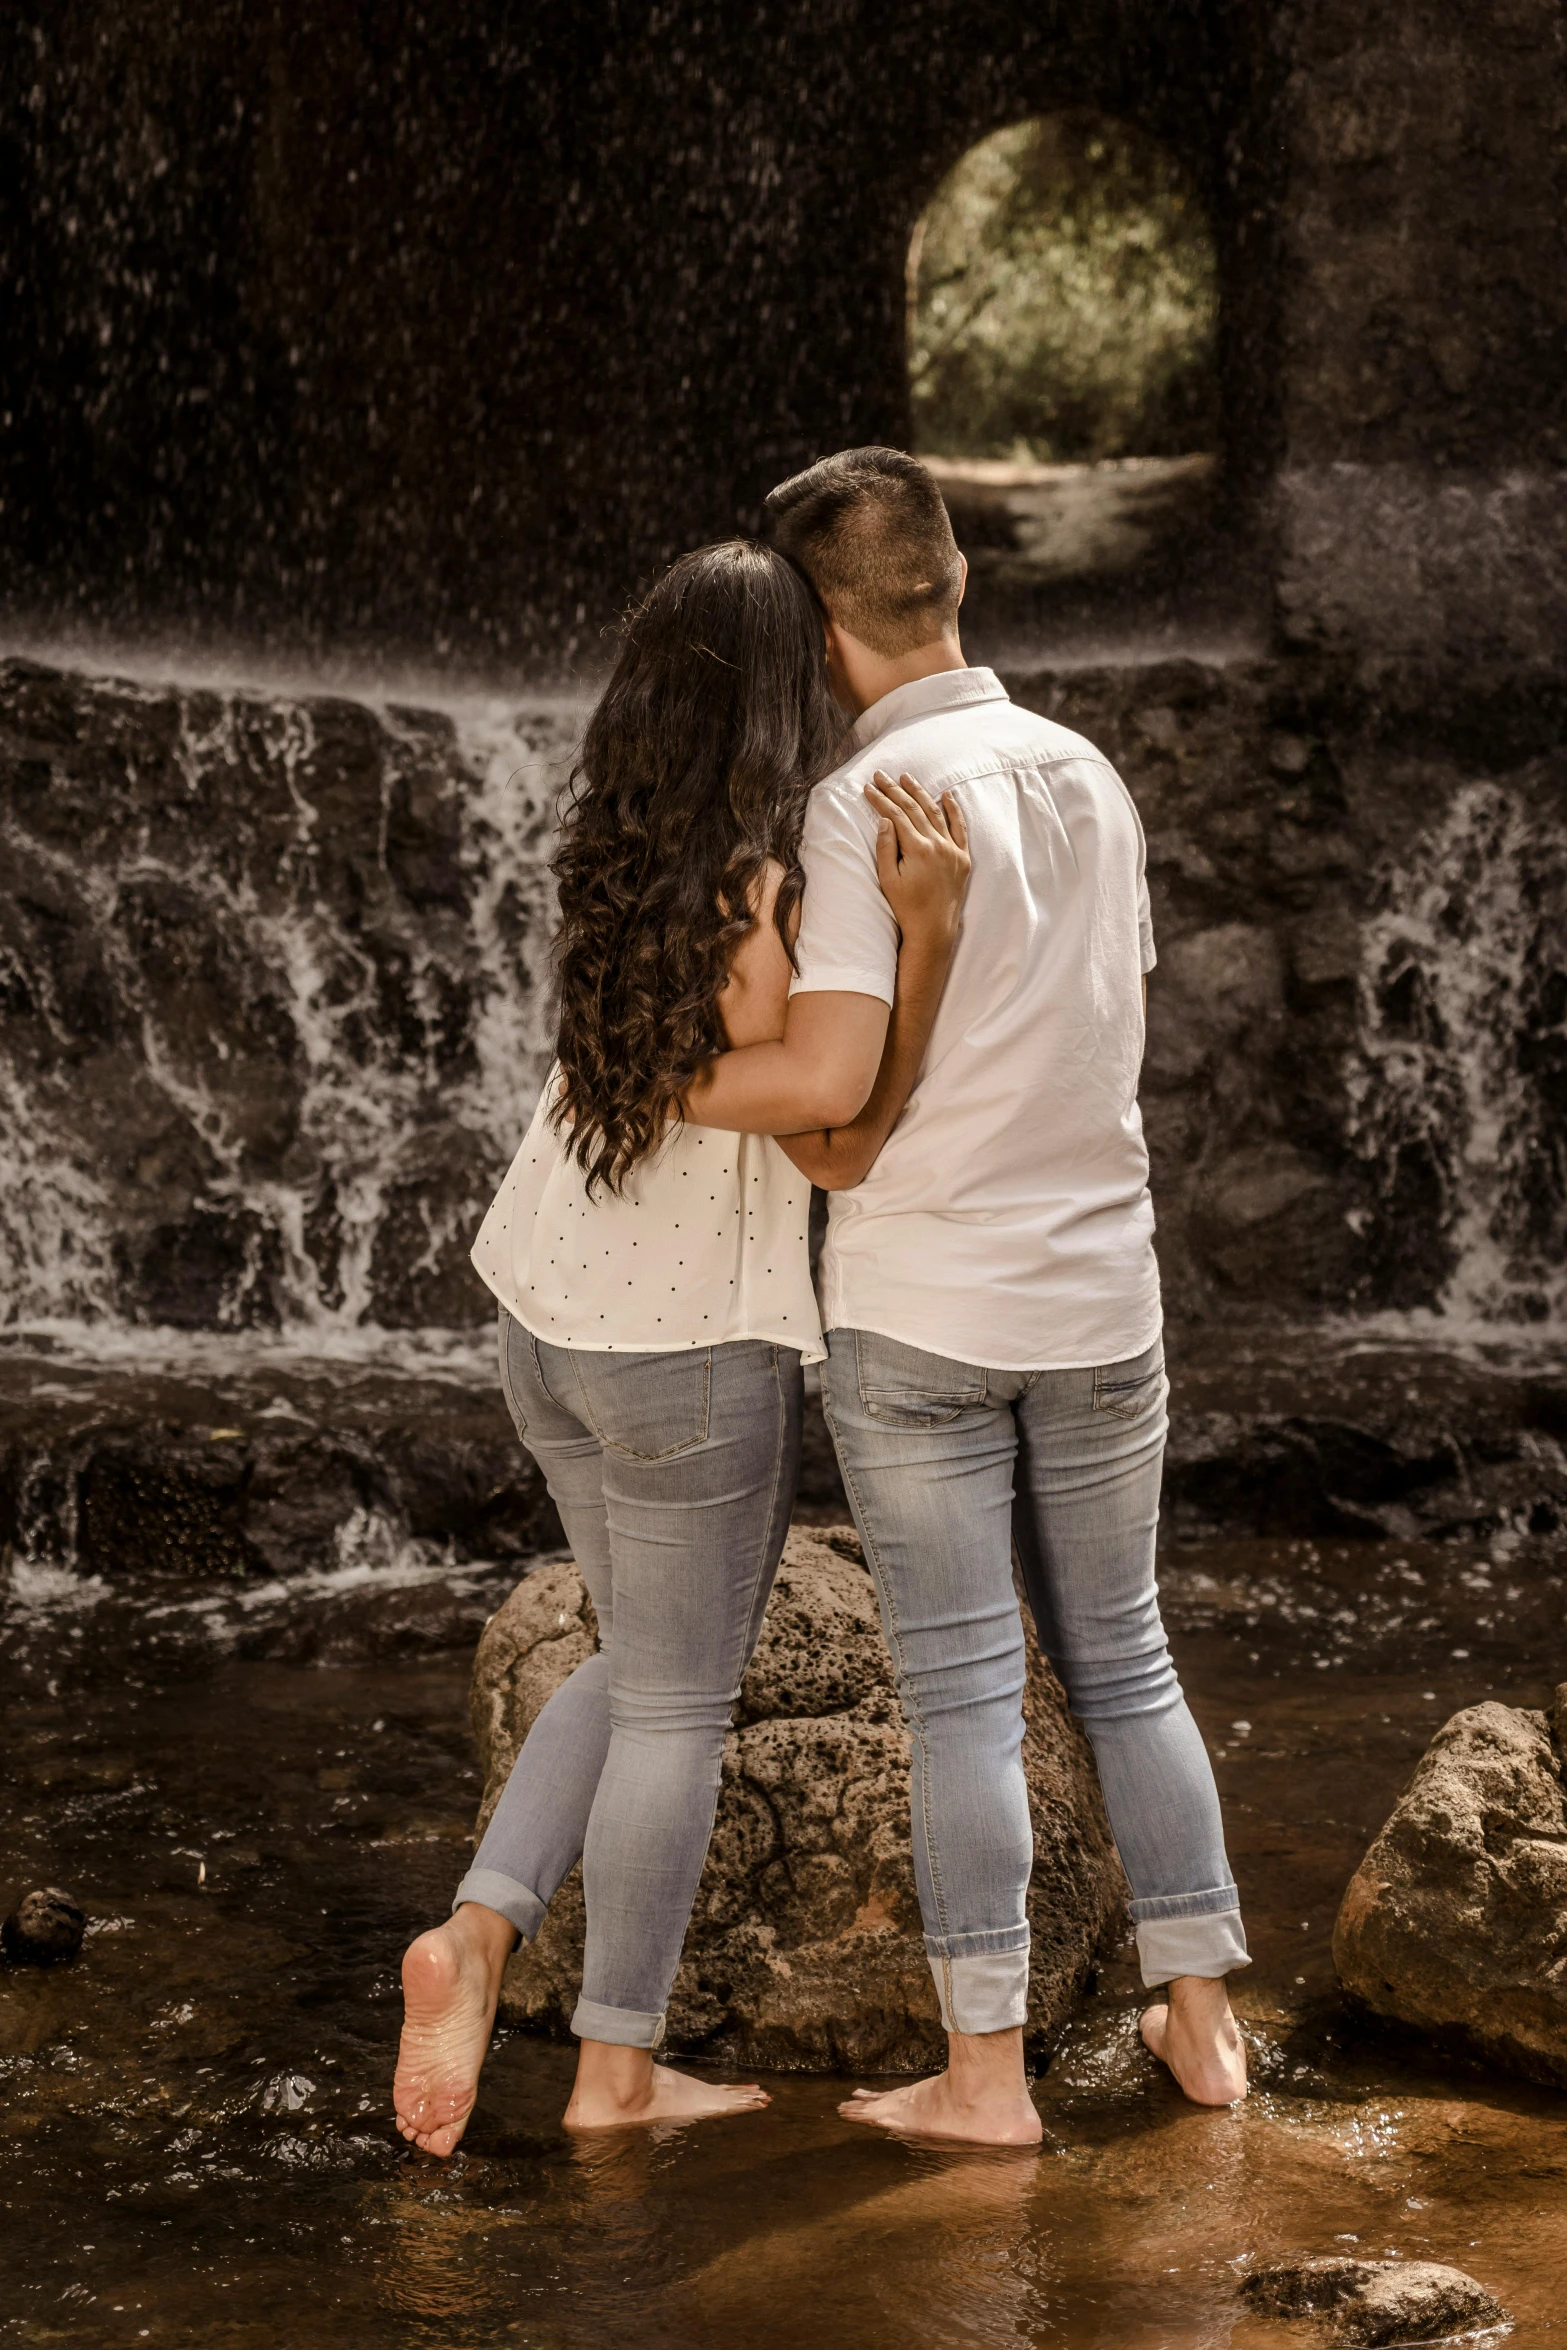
[763,447,962,657]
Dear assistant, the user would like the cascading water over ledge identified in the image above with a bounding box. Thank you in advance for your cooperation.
[4,650,1566,1347]
[1,659,573,1334]
[4,646,1565,1607]
[1349,775,1567,1330]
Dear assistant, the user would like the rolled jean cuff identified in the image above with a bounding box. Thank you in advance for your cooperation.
[924,1936,1031,2035]
[571,1997,667,2050]
[452,1866,545,1942]
[1134,1908,1250,1987]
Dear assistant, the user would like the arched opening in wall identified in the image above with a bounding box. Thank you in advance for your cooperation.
[908,113,1245,654]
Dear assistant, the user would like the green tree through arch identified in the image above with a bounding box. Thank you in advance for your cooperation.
[908,113,1219,465]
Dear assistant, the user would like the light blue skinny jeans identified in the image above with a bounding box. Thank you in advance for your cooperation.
[453,1309,800,2047]
[821,1327,1248,2032]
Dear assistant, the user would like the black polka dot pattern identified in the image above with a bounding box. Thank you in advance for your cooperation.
[467,1073,826,1362]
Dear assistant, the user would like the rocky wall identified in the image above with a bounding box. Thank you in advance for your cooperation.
[6,1329,1563,1600]
[1274,0,1567,665]
[3,651,1564,1336]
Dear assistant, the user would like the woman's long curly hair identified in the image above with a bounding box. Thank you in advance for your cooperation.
[551,540,845,1192]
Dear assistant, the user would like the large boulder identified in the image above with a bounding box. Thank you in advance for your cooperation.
[1333,1685,1567,2088]
[469,1525,1127,2072]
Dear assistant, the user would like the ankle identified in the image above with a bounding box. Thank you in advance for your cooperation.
[571,2042,657,2113]
[944,2026,1029,2103]
[449,1901,518,1977]
[1167,1973,1232,2020]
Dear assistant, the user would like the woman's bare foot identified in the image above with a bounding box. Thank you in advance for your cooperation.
[1140,1974,1248,2106]
[838,2073,1042,2146]
[564,2041,770,2129]
[393,1902,516,2156]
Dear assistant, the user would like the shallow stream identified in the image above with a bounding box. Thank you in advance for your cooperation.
[4,1503,1565,2349]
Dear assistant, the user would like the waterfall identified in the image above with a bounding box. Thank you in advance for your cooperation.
[1348,775,1567,1330]
[0,663,576,1336]
[5,657,1564,1346]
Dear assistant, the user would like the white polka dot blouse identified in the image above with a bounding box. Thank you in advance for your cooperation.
[471,1066,825,1362]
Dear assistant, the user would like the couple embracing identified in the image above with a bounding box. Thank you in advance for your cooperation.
[393,447,1249,2152]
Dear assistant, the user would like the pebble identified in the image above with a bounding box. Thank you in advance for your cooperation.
[2,1886,87,1965]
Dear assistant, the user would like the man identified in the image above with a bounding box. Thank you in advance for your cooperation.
[686,446,1248,2144]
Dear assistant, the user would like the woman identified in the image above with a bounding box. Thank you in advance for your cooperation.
[392,541,969,2150]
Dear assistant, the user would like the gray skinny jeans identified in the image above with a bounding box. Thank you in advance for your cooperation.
[821,1327,1248,2033]
[453,1310,800,2047]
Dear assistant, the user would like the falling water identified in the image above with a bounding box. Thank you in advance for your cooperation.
[5,663,1565,1345]
[1348,776,1567,1329]
[0,663,576,1336]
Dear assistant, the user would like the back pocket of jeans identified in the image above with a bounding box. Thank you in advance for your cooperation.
[571,1347,712,1460]
[1092,1351,1165,1422]
[856,1330,986,1427]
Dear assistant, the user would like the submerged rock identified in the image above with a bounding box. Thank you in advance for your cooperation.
[472,1525,1126,2072]
[1242,2254,1506,2345]
[1333,1685,1567,2088]
[2,1886,86,1965]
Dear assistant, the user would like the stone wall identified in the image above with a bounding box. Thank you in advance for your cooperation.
[6,3,1559,670]
[1274,0,1567,666]
[0,0,1273,664]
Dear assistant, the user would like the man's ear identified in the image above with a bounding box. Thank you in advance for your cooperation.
[954,551,968,611]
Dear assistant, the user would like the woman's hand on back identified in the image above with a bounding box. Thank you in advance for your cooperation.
[773,774,968,1192]
[866,771,970,955]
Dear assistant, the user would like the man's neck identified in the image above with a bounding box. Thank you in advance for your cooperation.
[829,626,967,721]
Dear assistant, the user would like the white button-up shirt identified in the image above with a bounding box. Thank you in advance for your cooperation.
[790,665,1160,1371]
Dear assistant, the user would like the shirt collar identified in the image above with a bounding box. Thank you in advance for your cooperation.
[849,665,1009,755]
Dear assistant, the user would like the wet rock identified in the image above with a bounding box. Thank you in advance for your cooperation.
[1008,658,1567,1327]
[2,1886,86,1965]
[1242,2254,1506,2345]
[1162,1332,1567,1547]
[1333,1687,1567,2089]
[0,1348,565,1584]
[6,1336,1567,1618]
[237,1574,506,1666]
[475,1527,1126,2072]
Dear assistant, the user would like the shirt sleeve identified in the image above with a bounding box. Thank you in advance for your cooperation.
[789,777,899,1006]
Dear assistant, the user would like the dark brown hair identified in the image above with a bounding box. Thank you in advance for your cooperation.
[763,445,962,656]
[551,540,845,1192]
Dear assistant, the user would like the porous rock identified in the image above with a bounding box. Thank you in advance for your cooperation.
[2,1887,86,1966]
[470,1526,1127,2071]
[1333,1685,1567,2089]
[1242,2255,1507,2346]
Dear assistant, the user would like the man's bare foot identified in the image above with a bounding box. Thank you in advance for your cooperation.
[393,1902,516,2157]
[564,2042,770,2129]
[1140,1974,1248,2106]
[839,2023,1041,2147]
[838,2072,1042,2146]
